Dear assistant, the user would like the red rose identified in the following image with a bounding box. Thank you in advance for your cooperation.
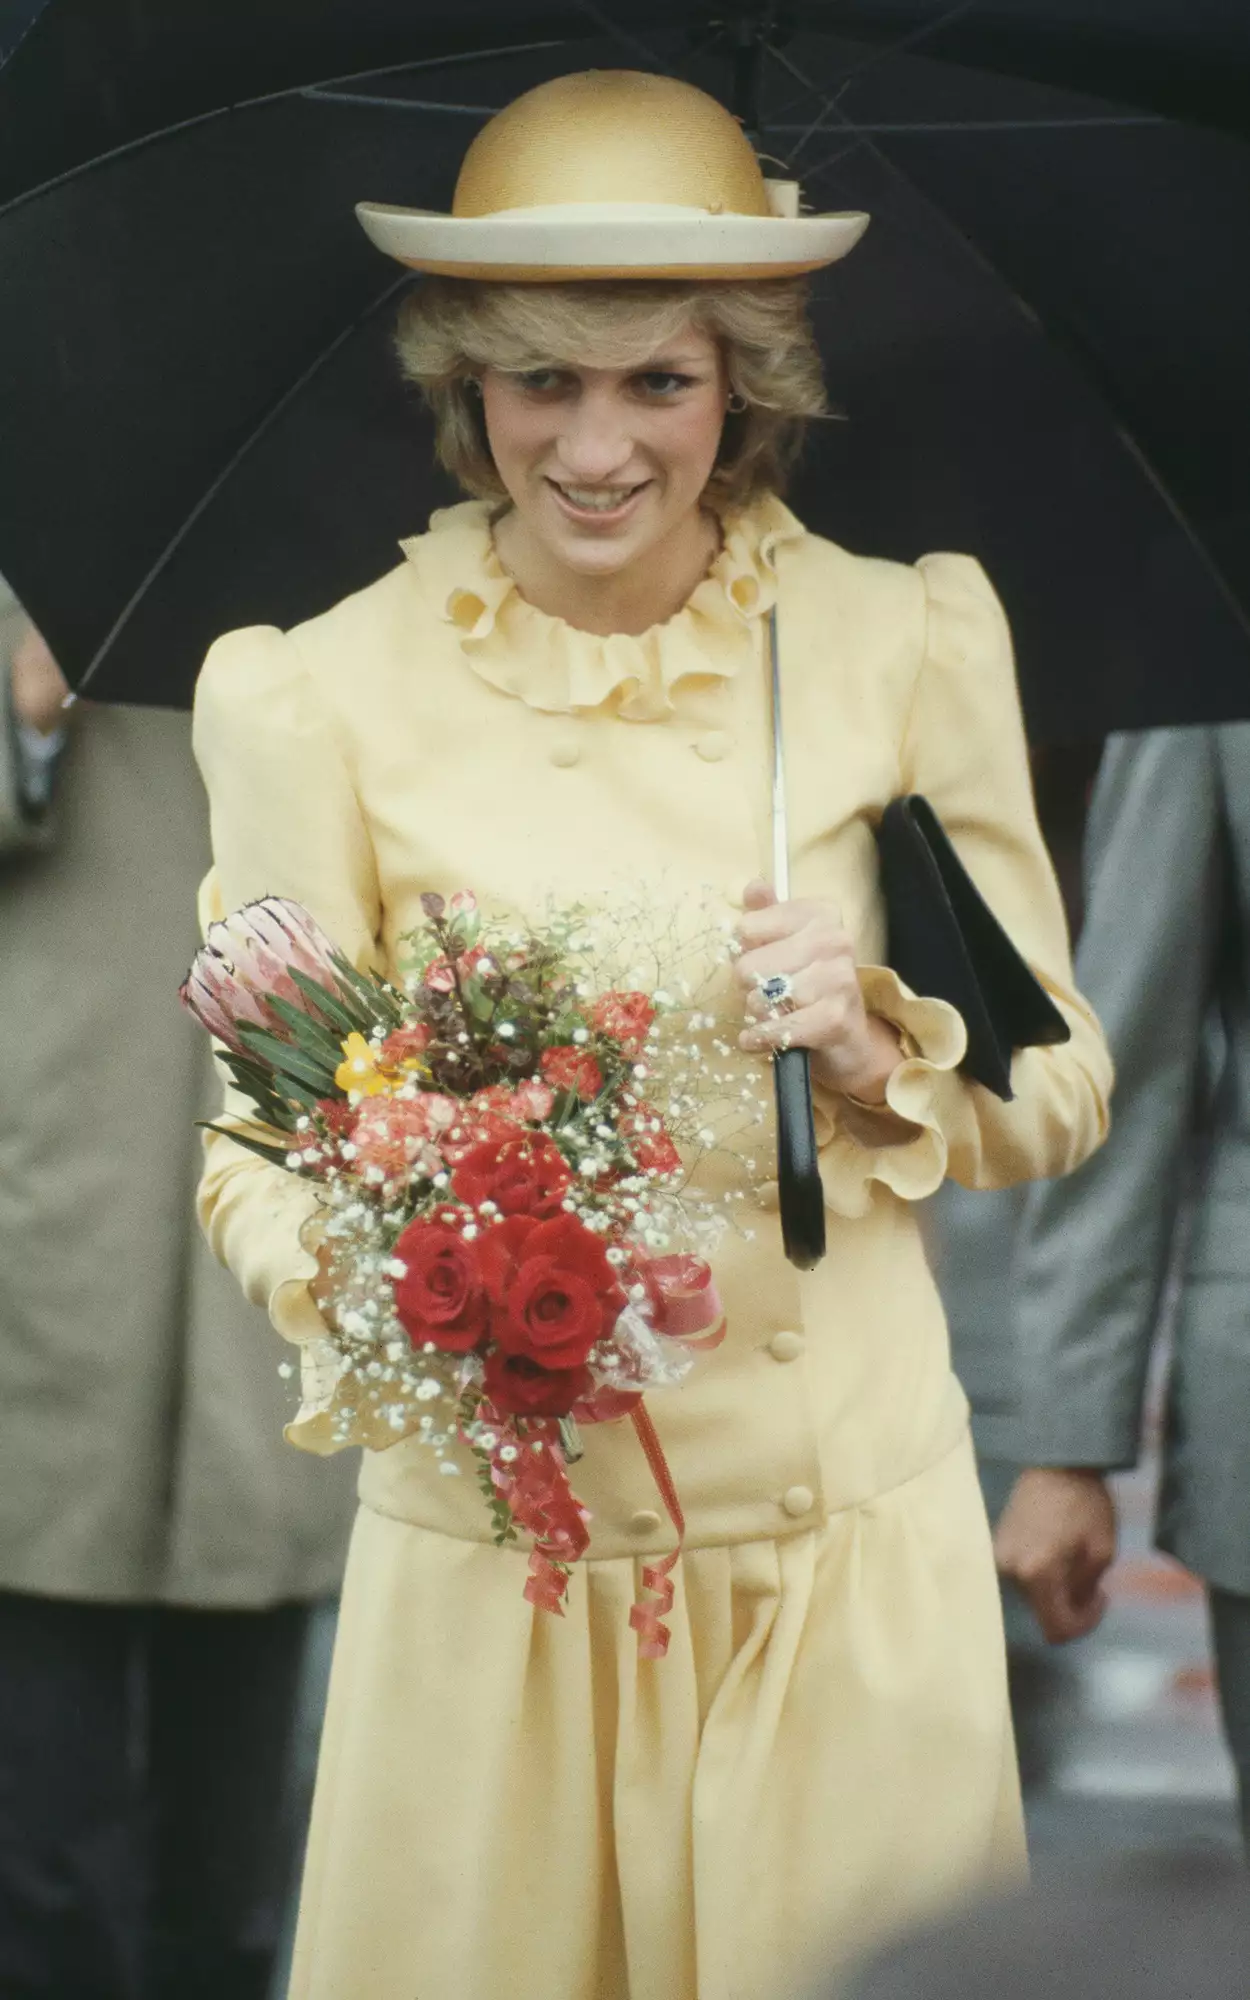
[481,1349,591,1418]
[540,1044,604,1102]
[451,1133,571,1218]
[391,1218,488,1352]
[620,1102,682,1178]
[589,990,655,1056]
[479,1212,621,1371]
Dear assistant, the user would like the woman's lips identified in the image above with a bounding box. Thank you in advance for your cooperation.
[545,479,651,528]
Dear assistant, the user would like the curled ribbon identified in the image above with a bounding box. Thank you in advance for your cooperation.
[627,1399,687,1660]
[483,1255,725,1655]
[486,1412,591,1618]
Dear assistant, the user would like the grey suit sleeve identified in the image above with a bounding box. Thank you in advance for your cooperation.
[1013,727,1223,1469]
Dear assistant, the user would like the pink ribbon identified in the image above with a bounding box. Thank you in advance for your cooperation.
[485,1411,591,1618]
[627,1400,687,1660]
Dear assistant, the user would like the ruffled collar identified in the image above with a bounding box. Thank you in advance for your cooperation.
[399,492,806,722]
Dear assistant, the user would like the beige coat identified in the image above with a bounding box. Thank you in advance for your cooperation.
[0,699,355,1606]
[192,495,1112,1999]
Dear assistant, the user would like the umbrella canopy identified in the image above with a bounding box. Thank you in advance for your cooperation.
[1,2,1248,739]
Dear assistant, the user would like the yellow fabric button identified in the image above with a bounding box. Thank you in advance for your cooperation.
[549,740,581,768]
[768,1330,804,1363]
[629,1509,662,1535]
[782,1484,815,1519]
[693,730,732,761]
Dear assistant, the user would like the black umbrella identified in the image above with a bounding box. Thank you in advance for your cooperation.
[1,2,1249,739]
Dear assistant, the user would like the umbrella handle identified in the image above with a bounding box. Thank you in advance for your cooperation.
[773,1046,826,1271]
[766,606,827,1271]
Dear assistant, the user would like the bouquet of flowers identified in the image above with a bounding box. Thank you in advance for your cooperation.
[182,890,760,1654]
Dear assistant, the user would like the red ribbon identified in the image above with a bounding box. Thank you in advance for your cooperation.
[627,1400,687,1660]
[481,1252,725,1654]
[486,1412,591,1618]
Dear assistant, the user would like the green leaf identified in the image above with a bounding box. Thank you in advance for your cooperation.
[195,1121,294,1168]
[328,953,406,1029]
[237,1026,338,1094]
[269,1074,328,1114]
[265,995,345,1066]
[287,967,366,1036]
[217,1054,300,1130]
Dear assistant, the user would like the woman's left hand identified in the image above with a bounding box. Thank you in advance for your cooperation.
[733,880,903,1104]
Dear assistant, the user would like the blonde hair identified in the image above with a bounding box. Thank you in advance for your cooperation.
[395,277,826,506]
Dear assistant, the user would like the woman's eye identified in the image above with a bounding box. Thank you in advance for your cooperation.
[515,369,568,395]
[634,371,696,397]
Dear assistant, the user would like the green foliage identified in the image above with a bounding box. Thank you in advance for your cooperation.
[217,1051,301,1130]
[195,1120,292,1168]
[236,1025,338,1096]
[286,967,368,1037]
[474,1458,519,1546]
[328,952,405,1030]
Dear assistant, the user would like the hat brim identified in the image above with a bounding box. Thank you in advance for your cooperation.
[355,201,869,281]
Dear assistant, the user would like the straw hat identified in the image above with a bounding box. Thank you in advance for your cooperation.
[356,70,868,282]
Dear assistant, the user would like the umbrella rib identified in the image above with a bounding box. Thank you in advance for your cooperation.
[300,88,499,116]
[0,0,54,71]
[74,276,411,697]
[567,1,671,74]
[305,37,569,93]
[770,47,1250,661]
[0,38,572,216]
[786,0,982,162]
[794,112,1163,165]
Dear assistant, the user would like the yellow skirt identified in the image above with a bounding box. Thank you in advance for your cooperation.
[290,1431,1024,2000]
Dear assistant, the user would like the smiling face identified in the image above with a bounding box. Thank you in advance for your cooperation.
[478,324,728,584]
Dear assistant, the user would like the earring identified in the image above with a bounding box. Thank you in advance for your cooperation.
[726,391,748,415]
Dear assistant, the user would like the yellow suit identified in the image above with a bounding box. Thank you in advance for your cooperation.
[193,495,1111,1999]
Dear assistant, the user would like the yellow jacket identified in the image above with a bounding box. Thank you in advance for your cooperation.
[192,494,1111,1562]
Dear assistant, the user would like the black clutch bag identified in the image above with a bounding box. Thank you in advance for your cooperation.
[766,615,1071,1269]
[876,794,1071,1103]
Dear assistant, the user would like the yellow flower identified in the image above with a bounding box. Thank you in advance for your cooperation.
[334,1031,390,1098]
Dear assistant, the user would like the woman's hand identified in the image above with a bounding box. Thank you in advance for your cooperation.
[733,880,903,1104]
[10,622,71,736]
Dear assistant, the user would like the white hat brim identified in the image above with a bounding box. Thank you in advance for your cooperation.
[356,201,869,280]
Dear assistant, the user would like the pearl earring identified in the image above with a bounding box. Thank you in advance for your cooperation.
[726,392,748,414]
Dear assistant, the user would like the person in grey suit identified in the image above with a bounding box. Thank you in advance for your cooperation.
[0,580,66,852]
[0,596,356,1997]
[994,724,1250,1854]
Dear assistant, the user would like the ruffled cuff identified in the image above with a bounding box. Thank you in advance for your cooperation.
[812,966,968,1218]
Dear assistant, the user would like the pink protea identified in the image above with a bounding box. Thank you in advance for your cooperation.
[180,897,343,1051]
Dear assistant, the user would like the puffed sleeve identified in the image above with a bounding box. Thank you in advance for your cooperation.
[191,625,382,1370]
[815,553,1112,1217]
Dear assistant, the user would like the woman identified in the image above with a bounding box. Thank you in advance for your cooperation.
[192,70,1112,2000]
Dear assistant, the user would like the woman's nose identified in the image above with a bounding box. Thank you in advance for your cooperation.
[553,394,636,483]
